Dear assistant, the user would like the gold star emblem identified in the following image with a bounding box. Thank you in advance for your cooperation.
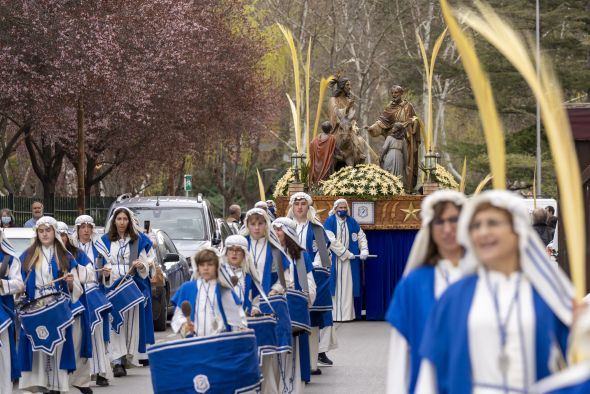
[400,202,421,222]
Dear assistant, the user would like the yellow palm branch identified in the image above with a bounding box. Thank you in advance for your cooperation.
[474,174,493,195]
[312,77,333,140]
[459,157,467,193]
[305,38,312,160]
[256,168,266,201]
[458,0,585,299]
[441,0,506,190]
[278,23,302,154]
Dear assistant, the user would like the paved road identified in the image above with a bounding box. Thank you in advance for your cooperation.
[16,321,390,393]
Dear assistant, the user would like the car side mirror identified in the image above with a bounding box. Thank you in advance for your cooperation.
[212,231,221,246]
[162,253,179,263]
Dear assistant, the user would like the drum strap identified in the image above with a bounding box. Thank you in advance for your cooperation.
[272,247,287,291]
[312,224,331,268]
[0,254,10,278]
[129,240,140,263]
[295,256,309,293]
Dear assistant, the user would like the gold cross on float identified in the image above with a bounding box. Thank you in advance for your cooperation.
[400,202,421,223]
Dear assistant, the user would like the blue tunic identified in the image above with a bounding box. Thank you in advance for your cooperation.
[385,266,436,394]
[170,280,231,333]
[73,249,95,359]
[18,249,78,372]
[0,252,20,381]
[419,274,569,394]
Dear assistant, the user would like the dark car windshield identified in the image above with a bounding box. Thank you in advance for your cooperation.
[129,207,207,241]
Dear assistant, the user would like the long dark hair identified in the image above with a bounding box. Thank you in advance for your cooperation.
[108,208,138,242]
[23,232,70,273]
[284,236,303,260]
[424,201,463,266]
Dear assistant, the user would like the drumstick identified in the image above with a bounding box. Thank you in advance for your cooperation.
[113,262,139,290]
[49,274,68,284]
[181,301,194,337]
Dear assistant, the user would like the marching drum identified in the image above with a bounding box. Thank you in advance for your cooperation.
[148,330,262,394]
[18,293,74,355]
[286,289,311,334]
[81,285,112,335]
[107,278,145,333]
[246,314,278,364]
[259,294,292,353]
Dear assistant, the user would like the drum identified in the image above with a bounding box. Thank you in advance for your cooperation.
[107,278,145,334]
[286,289,311,334]
[81,285,112,335]
[70,299,86,316]
[247,315,278,364]
[259,294,292,353]
[147,330,262,394]
[310,267,332,312]
[18,293,74,355]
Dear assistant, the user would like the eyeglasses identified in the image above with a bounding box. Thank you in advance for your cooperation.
[432,216,459,226]
[469,219,511,231]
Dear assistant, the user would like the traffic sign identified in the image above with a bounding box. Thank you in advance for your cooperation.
[184,175,192,192]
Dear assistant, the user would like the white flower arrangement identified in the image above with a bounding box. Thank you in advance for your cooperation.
[320,164,404,198]
[431,164,459,190]
[273,168,295,199]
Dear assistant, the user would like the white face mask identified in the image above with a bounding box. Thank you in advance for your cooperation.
[1,216,11,225]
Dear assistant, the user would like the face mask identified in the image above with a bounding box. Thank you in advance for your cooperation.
[1,216,11,225]
[337,210,348,218]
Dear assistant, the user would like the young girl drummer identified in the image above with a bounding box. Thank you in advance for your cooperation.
[18,216,84,393]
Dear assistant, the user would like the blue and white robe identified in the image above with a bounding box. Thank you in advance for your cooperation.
[324,214,368,322]
[170,279,246,336]
[416,269,569,394]
[101,233,154,364]
[0,251,23,392]
[18,247,83,392]
[385,260,463,394]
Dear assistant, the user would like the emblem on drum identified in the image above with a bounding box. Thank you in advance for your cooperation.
[193,374,210,393]
[36,325,49,340]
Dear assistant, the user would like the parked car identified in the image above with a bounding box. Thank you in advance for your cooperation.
[107,194,222,260]
[3,227,35,255]
[215,218,233,245]
[150,228,191,331]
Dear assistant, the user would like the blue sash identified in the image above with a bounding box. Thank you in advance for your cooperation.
[286,289,311,333]
[147,331,262,394]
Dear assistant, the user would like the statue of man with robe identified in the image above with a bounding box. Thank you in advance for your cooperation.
[367,85,422,192]
[308,121,337,187]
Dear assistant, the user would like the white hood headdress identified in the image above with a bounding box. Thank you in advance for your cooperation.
[457,190,574,325]
[272,217,306,250]
[240,208,284,253]
[254,201,268,210]
[104,207,142,237]
[56,221,69,234]
[220,234,262,285]
[287,192,323,226]
[34,216,67,250]
[329,198,349,216]
[404,190,467,276]
[71,214,111,261]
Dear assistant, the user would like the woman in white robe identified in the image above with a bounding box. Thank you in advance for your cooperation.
[72,214,114,387]
[0,229,24,393]
[385,190,467,394]
[415,190,573,394]
[18,216,84,393]
[101,207,154,378]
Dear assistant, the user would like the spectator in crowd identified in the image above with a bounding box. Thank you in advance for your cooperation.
[0,208,15,228]
[532,207,554,246]
[23,200,43,228]
[266,200,277,221]
[226,204,242,235]
[545,205,558,229]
